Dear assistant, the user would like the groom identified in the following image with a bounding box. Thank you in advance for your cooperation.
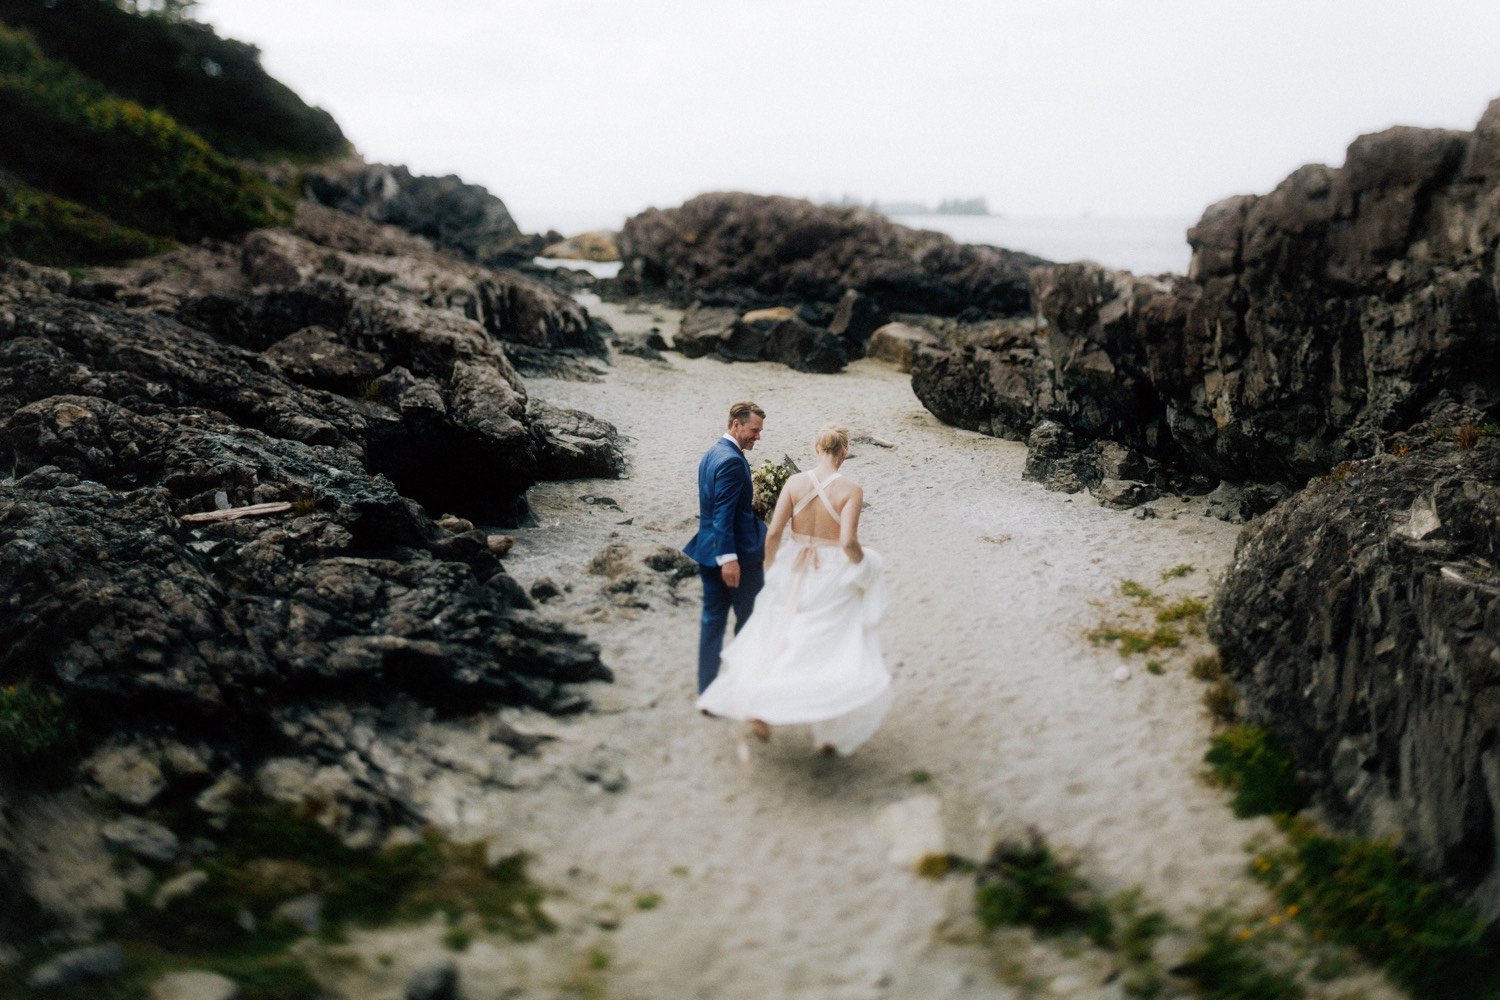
[684,401,768,694]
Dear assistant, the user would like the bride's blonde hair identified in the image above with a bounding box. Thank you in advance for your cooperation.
[815,424,850,457]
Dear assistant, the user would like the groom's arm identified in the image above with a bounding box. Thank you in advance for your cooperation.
[710,461,746,585]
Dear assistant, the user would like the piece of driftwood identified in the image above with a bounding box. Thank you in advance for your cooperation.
[180,501,294,524]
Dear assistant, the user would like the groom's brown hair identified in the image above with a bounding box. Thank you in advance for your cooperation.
[727,401,765,427]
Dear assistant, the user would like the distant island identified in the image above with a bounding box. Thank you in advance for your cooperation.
[824,194,992,216]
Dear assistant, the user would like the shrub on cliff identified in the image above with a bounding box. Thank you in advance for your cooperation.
[0,0,346,160]
[0,173,166,263]
[0,23,291,242]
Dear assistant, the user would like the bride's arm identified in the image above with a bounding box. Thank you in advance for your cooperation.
[763,477,795,568]
[840,485,864,564]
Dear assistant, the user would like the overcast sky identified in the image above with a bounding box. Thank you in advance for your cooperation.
[198,0,1500,234]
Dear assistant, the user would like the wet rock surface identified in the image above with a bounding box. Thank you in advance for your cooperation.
[1211,413,1500,917]
[0,240,616,750]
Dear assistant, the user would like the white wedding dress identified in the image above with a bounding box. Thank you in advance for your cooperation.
[697,470,892,755]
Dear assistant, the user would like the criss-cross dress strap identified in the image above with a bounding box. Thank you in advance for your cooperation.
[791,470,843,523]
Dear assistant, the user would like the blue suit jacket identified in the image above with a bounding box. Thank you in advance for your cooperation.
[683,437,767,567]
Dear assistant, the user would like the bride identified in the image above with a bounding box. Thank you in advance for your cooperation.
[697,424,892,757]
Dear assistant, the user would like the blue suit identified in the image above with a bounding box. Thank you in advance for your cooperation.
[684,437,768,693]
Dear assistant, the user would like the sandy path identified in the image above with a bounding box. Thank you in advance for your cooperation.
[376,296,1290,1000]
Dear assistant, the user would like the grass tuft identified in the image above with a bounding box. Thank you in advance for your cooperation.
[1204,725,1311,818]
[1253,819,1500,998]
[974,836,1113,945]
[0,680,81,783]
[1178,911,1304,1000]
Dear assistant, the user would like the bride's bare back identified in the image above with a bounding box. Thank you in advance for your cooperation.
[766,467,864,565]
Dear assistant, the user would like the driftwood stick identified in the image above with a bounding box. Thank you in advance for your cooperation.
[180,501,294,524]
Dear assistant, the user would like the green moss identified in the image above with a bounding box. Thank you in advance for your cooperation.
[1088,623,1182,656]
[974,836,1112,945]
[0,175,168,264]
[1252,821,1500,998]
[1156,597,1206,624]
[1179,912,1303,1000]
[1203,678,1239,722]
[21,800,555,1000]
[1204,725,1311,818]
[0,680,81,782]
[441,926,472,952]
[1190,655,1223,682]
[1119,579,1160,606]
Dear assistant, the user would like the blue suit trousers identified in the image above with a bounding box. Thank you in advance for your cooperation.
[697,558,765,694]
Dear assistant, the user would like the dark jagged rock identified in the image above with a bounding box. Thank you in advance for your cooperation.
[911,328,1039,441]
[1210,413,1500,917]
[262,325,383,396]
[828,288,889,355]
[674,303,738,358]
[619,192,1047,318]
[723,307,847,373]
[0,270,610,746]
[77,204,620,519]
[917,101,1500,495]
[305,162,526,265]
[527,398,628,480]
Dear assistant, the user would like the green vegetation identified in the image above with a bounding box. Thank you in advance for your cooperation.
[0,174,166,264]
[634,892,661,911]
[0,23,290,246]
[1087,623,1183,656]
[0,680,80,781]
[1119,579,1160,605]
[0,0,346,160]
[1204,724,1311,818]
[1156,596,1206,624]
[1178,911,1303,1000]
[974,836,1113,944]
[1252,820,1500,998]
[1145,659,1164,675]
[12,799,553,1000]
[1190,654,1223,682]
[1203,678,1239,721]
[1161,563,1196,580]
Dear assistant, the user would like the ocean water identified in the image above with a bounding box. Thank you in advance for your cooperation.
[889,213,1195,276]
[527,211,1195,279]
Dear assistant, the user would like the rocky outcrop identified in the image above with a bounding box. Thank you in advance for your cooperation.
[910,324,1039,440]
[76,204,618,518]
[619,192,1047,320]
[305,162,527,266]
[721,307,847,373]
[671,304,848,372]
[0,265,610,739]
[916,101,1500,493]
[1210,410,1500,917]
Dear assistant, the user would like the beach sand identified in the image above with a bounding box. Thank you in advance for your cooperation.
[322,297,1397,998]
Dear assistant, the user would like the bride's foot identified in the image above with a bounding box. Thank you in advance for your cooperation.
[749,718,772,743]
